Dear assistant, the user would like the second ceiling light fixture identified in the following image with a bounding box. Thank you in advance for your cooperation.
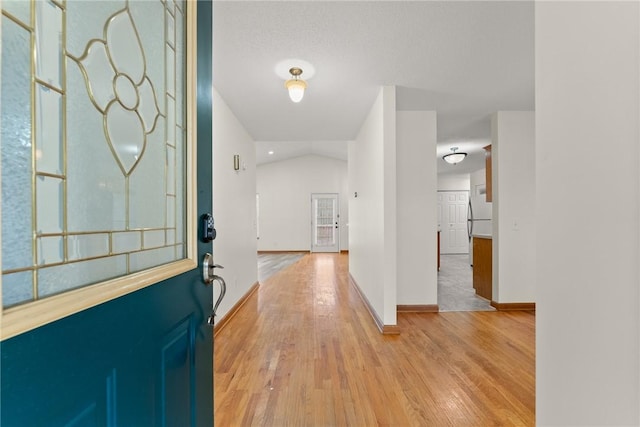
[443,147,467,165]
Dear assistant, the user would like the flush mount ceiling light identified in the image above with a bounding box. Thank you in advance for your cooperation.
[443,147,467,165]
[285,67,307,103]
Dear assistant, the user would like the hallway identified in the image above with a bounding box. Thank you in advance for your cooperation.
[214,253,535,426]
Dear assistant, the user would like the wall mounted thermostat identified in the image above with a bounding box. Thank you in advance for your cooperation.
[201,213,217,242]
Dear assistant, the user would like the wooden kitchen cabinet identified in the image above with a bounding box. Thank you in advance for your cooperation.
[484,145,492,202]
[472,236,492,300]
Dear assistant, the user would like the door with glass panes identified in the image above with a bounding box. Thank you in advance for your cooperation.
[311,193,339,253]
[0,1,215,425]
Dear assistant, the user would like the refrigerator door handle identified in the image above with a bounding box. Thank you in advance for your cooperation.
[467,200,474,241]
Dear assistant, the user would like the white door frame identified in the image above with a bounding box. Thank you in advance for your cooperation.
[310,193,339,253]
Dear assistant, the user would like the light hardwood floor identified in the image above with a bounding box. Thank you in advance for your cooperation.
[214,253,535,426]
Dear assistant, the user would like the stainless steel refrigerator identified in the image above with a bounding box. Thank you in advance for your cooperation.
[467,195,492,266]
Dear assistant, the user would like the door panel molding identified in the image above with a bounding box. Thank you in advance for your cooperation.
[437,191,469,254]
[160,315,196,427]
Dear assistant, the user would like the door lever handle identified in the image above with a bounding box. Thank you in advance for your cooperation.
[202,253,226,326]
[202,253,223,284]
[207,274,226,326]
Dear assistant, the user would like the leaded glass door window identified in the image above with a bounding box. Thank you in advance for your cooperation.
[1,0,195,338]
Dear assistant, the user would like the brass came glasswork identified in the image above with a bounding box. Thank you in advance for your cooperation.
[1,0,188,308]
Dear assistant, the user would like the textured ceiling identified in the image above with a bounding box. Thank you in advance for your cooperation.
[213,1,534,174]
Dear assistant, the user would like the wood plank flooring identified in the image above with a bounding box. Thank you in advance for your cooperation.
[214,253,535,426]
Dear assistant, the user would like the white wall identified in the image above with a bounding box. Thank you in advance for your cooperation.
[349,86,397,326]
[491,111,535,303]
[382,87,397,325]
[469,169,485,195]
[397,111,438,306]
[256,155,348,251]
[212,89,258,322]
[536,2,639,425]
[438,174,470,192]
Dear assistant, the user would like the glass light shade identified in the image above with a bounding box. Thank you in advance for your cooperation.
[285,78,307,103]
[443,152,467,165]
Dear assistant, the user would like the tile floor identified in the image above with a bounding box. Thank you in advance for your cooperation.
[438,254,495,312]
[257,252,306,282]
[257,252,494,312]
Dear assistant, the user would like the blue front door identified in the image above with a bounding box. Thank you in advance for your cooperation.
[0,1,214,425]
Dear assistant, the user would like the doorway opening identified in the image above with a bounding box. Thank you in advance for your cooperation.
[437,190,494,311]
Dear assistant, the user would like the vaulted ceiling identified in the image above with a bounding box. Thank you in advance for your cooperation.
[213,1,534,174]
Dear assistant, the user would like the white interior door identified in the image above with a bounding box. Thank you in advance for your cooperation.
[438,191,469,254]
[311,194,339,253]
